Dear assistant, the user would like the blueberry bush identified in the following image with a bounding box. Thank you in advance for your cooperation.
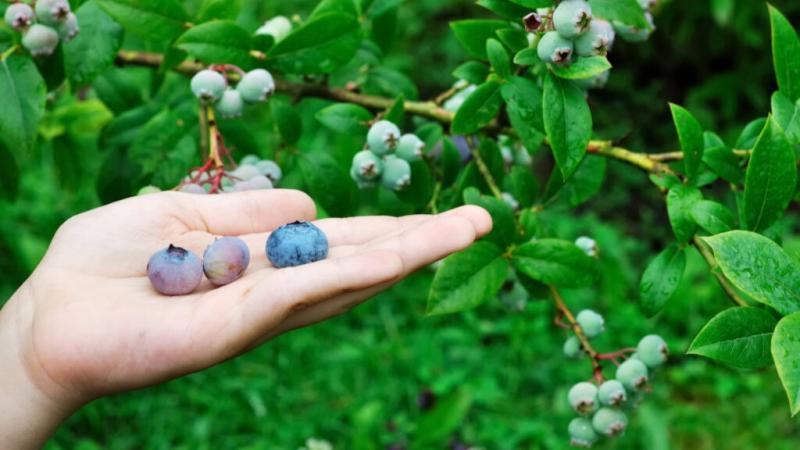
[1,0,800,448]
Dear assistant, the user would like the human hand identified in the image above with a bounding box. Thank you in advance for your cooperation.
[0,189,490,449]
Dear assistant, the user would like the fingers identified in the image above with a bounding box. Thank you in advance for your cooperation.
[174,189,317,235]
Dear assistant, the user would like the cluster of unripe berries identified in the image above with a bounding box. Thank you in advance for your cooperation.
[350,120,422,191]
[564,310,668,447]
[137,155,282,195]
[191,68,276,119]
[4,0,79,56]
[147,222,328,296]
[529,0,657,89]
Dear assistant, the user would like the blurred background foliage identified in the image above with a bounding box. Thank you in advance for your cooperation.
[1,0,800,448]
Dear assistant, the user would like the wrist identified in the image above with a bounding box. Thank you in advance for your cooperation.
[0,285,81,450]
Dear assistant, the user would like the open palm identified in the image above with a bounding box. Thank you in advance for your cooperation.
[4,189,491,408]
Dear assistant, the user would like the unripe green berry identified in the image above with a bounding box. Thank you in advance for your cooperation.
[639,0,658,11]
[613,13,654,43]
[381,156,412,191]
[4,3,35,30]
[57,12,80,42]
[537,31,574,65]
[256,16,292,42]
[514,147,532,166]
[255,160,282,184]
[501,192,520,211]
[553,0,593,39]
[591,407,628,437]
[367,120,401,155]
[240,155,260,166]
[576,309,604,338]
[191,70,227,103]
[237,69,275,103]
[232,164,261,181]
[597,379,627,406]
[396,134,424,162]
[574,19,614,56]
[137,185,161,196]
[36,0,71,26]
[616,357,649,391]
[568,417,598,448]
[575,236,598,257]
[22,24,60,57]
[180,183,207,194]
[248,175,273,190]
[351,150,383,181]
[636,334,668,368]
[350,165,377,189]
[215,89,244,118]
[568,382,599,415]
[563,336,584,359]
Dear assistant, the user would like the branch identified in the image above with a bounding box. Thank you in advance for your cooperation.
[550,286,605,383]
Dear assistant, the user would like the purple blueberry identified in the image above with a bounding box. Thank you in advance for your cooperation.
[266,221,329,268]
[203,237,250,286]
[147,245,203,296]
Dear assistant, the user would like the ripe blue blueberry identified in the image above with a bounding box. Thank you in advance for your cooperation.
[576,309,604,338]
[57,12,80,41]
[537,31,574,65]
[22,24,60,57]
[203,237,250,286]
[381,156,412,191]
[553,0,593,39]
[4,3,35,30]
[574,19,615,56]
[396,134,425,162]
[215,89,245,118]
[636,334,668,368]
[147,244,203,296]
[237,69,276,103]
[613,13,654,43]
[568,382,599,415]
[568,417,598,448]
[191,70,227,103]
[575,236,598,257]
[352,150,383,181]
[563,336,584,359]
[256,16,292,42]
[266,221,329,268]
[35,0,71,26]
[367,120,401,155]
[256,160,282,183]
[616,357,649,391]
[597,379,627,406]
[591,407,628,437]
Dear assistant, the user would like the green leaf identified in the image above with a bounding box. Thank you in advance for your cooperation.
[508,0,551,7]
[176,21,253,68]
[451,80,502,135]
[269,13,361,74]
[513,48,539,66]
[736,117,767,149]
[666,185,702,243]
[511,239,597,288]
[769,5,800,102]
[543,73,591,180]
[486,38,511,79]
[0,55,46,154]
[496,28,529,52]
[298,151,357,216]
[588,0,648,28]
[427,242,508,316]
[271,99,302,145]
[196,0,241,22]
[476,0,530,20]
[312,0,359,18]
[501,76,545,152]
[546,154,607,207]
[128,103,196,178]
[702,131,743,185]
[95,0,189,42]
[383,95,405,125]
[62,1,124,87]
[690,200,735,235]
[639,244,686,316]
[702,231,800,316]
[452,61,489,85]
[315,103,372,134]
[550,56,611,80]
[773,312,800,415]
[463,187,516,247]
[504,165,538,208]
[450,20,508,60]
[364,66,419,100]
[0,140,19,200]
[743,117,797,231]
[669,103,705,182]
[395,160,434,207]
[689,307,777,370]
[413,388,473,445]
[771,91,800,144]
